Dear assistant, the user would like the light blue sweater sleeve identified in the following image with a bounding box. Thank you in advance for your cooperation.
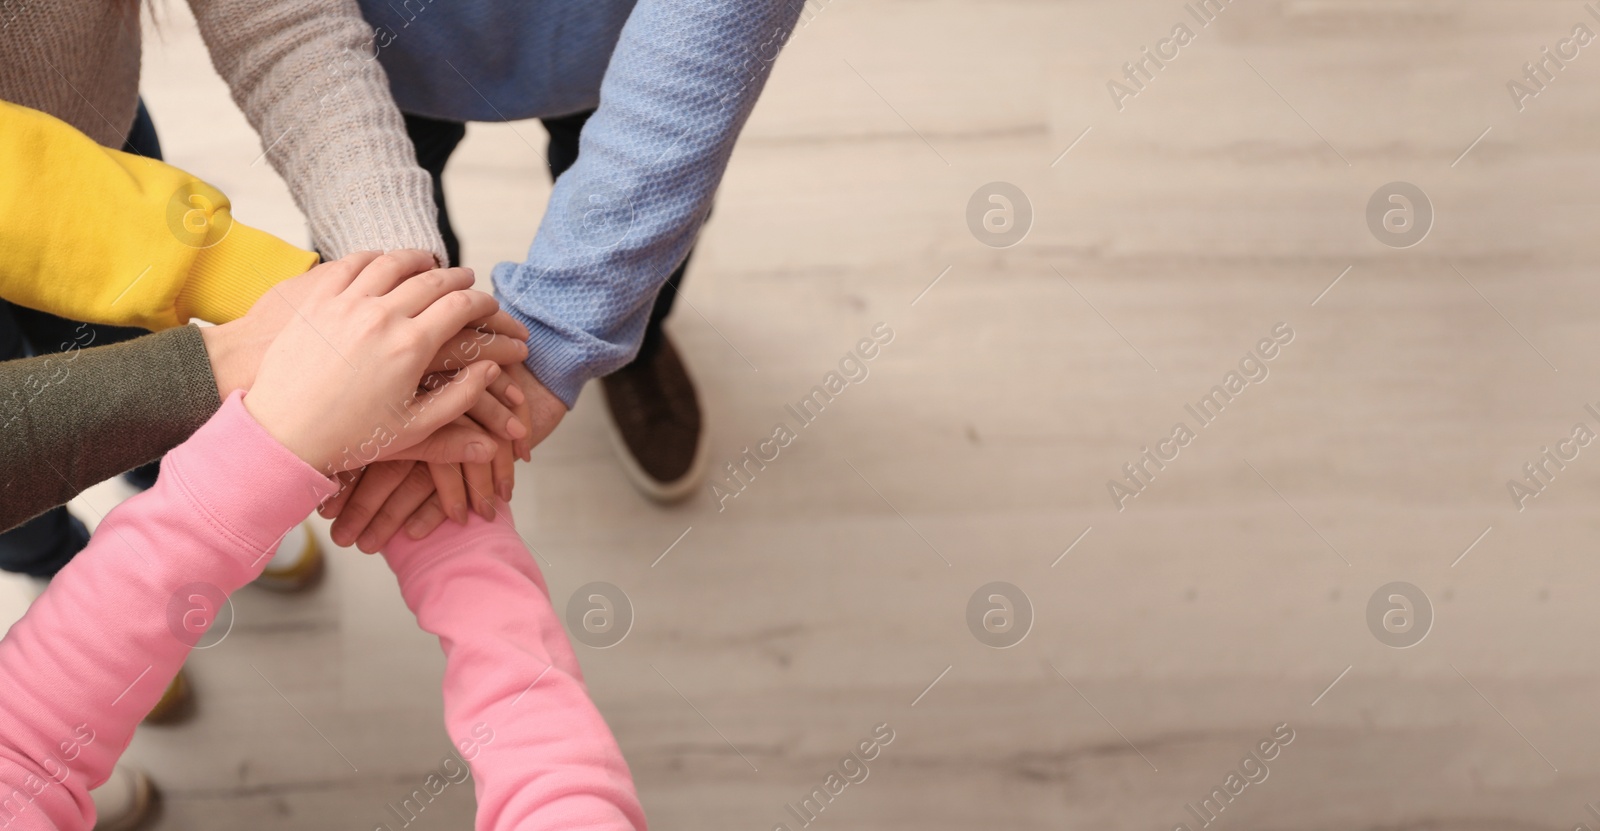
[491,0,804,407]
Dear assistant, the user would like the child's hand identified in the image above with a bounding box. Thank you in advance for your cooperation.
[243,250,502,473]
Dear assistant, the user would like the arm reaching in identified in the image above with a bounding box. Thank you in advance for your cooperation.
[0,251,507,829]
[0,326,218,532]
[0,255,531,532]
[382,513,647,831]
[493,0,804,406]
[189,0,446,262]
[0,100,316,330]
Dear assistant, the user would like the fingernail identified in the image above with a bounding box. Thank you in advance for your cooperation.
[357,533,376,552]
[451,505,468,524]
[405,521,427,539]
[505,384,525,404]
[479,502,497,521]
[332,528,352,547]
[498,480,512,502]
[505,417,527,439]
[467,442,492,463]
[486,363,501,382]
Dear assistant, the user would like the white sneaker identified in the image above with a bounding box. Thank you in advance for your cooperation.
[253,522,324,593]
[90,765,157,831]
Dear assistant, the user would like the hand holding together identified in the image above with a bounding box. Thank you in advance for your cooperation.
[242,250,505,474]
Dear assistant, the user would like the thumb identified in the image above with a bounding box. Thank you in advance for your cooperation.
[390,422,499,465]
[378,361,500,463]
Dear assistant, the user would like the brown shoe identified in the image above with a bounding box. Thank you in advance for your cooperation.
[599,333,707,502]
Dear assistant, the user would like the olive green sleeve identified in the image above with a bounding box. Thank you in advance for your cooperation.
[0,325,221,531]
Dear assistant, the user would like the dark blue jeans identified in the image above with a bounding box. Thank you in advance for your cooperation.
[0,100,164,577]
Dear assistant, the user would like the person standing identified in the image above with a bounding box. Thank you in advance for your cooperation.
[356,0,805,501]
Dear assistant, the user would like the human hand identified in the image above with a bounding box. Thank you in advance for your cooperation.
[407,362,564,530]
[200,257,530,400]
[318,360,569,550]
[317,417,502,552]
[499,359,567,461]
[242,250,503,472]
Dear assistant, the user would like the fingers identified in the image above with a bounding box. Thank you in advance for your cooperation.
[384,267,477,317]
[428,462,470,525]
[354,462,438,553]
[426,327,528,375]
[503,361,563,459]
[383,361,501,456]
[389,420,498,465]
[403,495,449,540]
[346,250,440,298]
[413,290,502,347]
[471,309,531,341]
[462,459,496,521]
[498,365,534,461]
[318,467,365,519]
[491,427,517,503]
[465,377,528,443]
[329,461,415,548]
[317,251,385,295]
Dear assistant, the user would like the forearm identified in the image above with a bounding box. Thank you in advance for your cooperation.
[0,326,221,531]
[0,101,317,330]
[382,516,645,831]
[492,0,804,406]
[191,0,446,262]
[0,394,332,828]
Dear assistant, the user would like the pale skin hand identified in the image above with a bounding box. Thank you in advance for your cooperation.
[198,259,533,402]
[324,359,568,553]
[199,256,534,510]
[241,250,507,473]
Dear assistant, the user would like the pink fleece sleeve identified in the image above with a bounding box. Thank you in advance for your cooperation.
[0,393,335,830]
[381,515,646,831]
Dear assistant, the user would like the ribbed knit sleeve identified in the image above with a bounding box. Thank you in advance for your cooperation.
[0,100,318,331]
[0,326,221,532]
[188,0,448,265]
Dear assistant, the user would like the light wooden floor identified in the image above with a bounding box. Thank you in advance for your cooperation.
[8,0,1600,828]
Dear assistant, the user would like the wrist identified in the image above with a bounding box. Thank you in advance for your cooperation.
[199,320,257,400]
[242,390,336,473]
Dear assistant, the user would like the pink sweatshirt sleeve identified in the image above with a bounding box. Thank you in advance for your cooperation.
[0,393,335,830]
[381,515,646,831]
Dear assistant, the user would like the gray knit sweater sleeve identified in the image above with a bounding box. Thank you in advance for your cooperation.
[0,326,221,532]
[189,0,447,264]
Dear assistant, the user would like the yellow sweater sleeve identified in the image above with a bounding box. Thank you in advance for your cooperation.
[0,100,318,330]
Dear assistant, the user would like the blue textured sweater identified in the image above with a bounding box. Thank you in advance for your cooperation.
[356,0,805,406]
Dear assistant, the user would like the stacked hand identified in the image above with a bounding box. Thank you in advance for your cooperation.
[201,250,567,548]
